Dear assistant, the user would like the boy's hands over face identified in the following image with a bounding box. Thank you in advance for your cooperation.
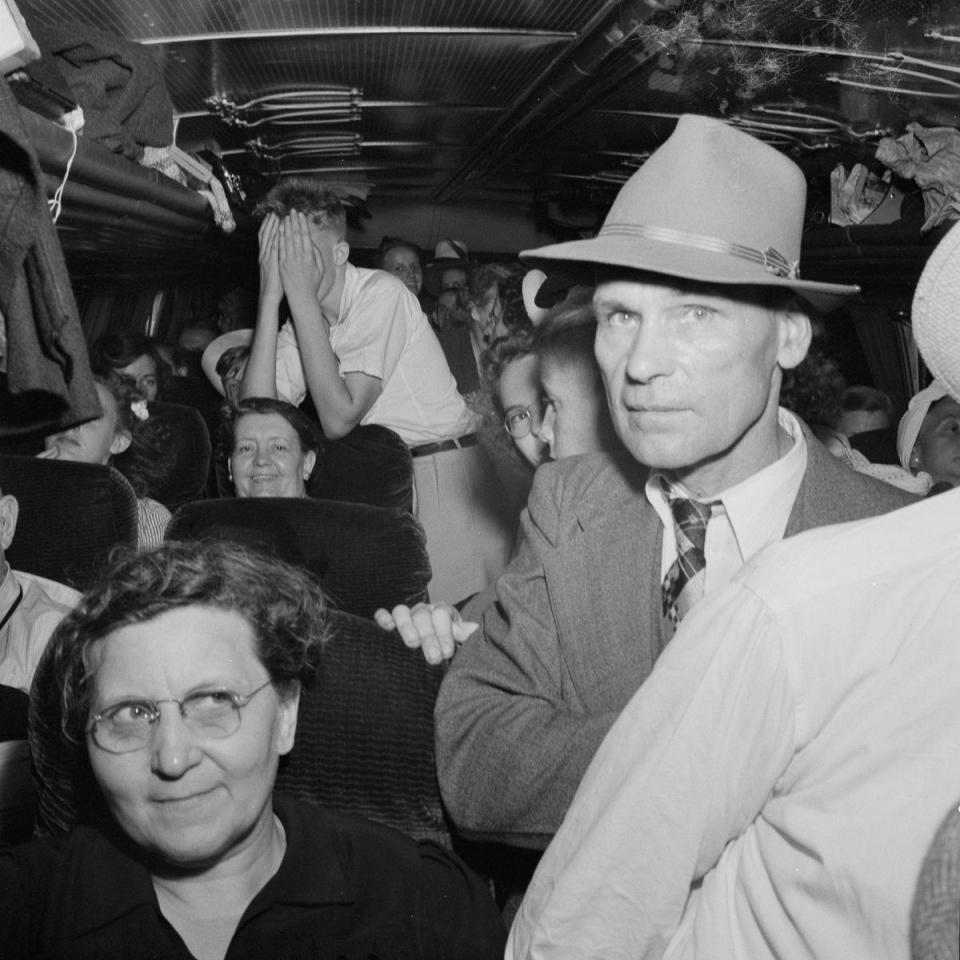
[278,210,326,309]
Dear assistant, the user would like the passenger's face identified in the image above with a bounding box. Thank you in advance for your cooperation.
[537,354,612,461]
[915,397,960,487]
[382,246,423,296]
[86,606,298,871]
[117,354,159,401]
[43,382,128,465]
[438,267,468,309]
[470,284,508,346]
[834,408,889,437]
[230,412,316,498]
[497,353,548,469]
[593,275,809,495]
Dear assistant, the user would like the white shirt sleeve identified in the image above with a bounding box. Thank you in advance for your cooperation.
[507,581,797,960]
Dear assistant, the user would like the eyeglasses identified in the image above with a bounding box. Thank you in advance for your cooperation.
[87,679,274,754]
[504,403,543,439]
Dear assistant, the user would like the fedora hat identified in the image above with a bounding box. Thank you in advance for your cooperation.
[911,221,960,404]
[424,239,471,298]
[521,114,859,313]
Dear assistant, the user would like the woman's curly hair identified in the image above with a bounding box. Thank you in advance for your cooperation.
[50,539,330,746]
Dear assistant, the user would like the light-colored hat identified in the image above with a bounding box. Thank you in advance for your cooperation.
[201,328,253,397]
[896,380,951,470]
[424,239,470,298]
[521,114,860,314]
[911,221,960,404]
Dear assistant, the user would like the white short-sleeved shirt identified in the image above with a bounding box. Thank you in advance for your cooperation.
[275,264,474,446]
[0,567,80,692]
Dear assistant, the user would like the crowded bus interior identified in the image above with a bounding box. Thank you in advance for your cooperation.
[3,0,960,956]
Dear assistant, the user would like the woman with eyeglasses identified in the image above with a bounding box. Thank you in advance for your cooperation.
[1,540,505,960]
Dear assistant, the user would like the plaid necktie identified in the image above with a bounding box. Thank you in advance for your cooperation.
[661,482,713,625]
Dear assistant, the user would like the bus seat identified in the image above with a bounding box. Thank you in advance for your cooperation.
[165,497,430,619]
[0,684,34,844]
[309,424,414,514]
[849,427,900,466]
[0,454,137,591]
[146,400,212,511]
[275,608,451,847]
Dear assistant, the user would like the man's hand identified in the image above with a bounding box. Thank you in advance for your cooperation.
[278,210,325,309]
[258,213,283,305]
[374,603,479,665]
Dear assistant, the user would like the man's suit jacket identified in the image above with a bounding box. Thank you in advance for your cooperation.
[435,433,916,849]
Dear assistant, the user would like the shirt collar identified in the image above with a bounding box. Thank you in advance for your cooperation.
[646,407,808,560]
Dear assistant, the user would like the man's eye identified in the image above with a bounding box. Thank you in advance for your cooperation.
[235,442,253,454]
[599,310,638,328]
[679,305,716,323]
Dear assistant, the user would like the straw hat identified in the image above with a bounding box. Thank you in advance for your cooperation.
[201,328,253,397]
[521,114,860,314]
[424,239,470,298]
[911,221,960,404]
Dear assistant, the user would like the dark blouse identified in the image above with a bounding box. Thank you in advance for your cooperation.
[0,795,506,959]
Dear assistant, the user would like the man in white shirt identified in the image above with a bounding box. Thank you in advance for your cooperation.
[429,115,914,848]
[241,178,513,601]
[0,487,79,692]
[507,214,960,960]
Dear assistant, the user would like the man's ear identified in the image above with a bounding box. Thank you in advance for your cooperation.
[775,308,813,372]
[334,241,350,267]
[0,494,19,551]
[110,430,132,456]
[302,450,317,480]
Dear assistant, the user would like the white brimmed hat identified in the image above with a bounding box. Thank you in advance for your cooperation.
[201,329,253,397]
[521,114,860,314]
[912,221,960,405]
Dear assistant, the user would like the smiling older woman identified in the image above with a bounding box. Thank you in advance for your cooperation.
[0,541,505,959]
[228,396,323,498]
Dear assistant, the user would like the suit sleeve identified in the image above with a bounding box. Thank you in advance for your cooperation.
[506,584,796,959]
[434,464,623,848]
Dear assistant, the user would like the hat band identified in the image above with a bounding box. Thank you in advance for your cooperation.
[601,223,801,280]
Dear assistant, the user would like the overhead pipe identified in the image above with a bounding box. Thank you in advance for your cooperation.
[430,0,668,203]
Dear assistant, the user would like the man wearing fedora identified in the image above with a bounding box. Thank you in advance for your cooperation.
[506,210,960,960]
[433,115,914,849]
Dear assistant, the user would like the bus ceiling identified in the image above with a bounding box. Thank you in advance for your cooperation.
[5,0,960,296]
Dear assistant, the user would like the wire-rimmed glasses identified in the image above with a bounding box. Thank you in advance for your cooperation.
[504,403,543,440]
[87,679,274,754]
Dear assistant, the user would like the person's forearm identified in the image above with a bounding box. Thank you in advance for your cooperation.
[241,296,282,399]
[287,295,365,438]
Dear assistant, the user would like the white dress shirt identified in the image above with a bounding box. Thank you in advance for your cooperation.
[0,566,79,692]
[509,487,956,960]
[275,263,474,445]
[648,407,807,591]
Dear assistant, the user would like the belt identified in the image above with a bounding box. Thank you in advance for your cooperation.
[410,433,478,458]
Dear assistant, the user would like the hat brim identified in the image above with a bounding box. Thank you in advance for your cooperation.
[521,235,860,315]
